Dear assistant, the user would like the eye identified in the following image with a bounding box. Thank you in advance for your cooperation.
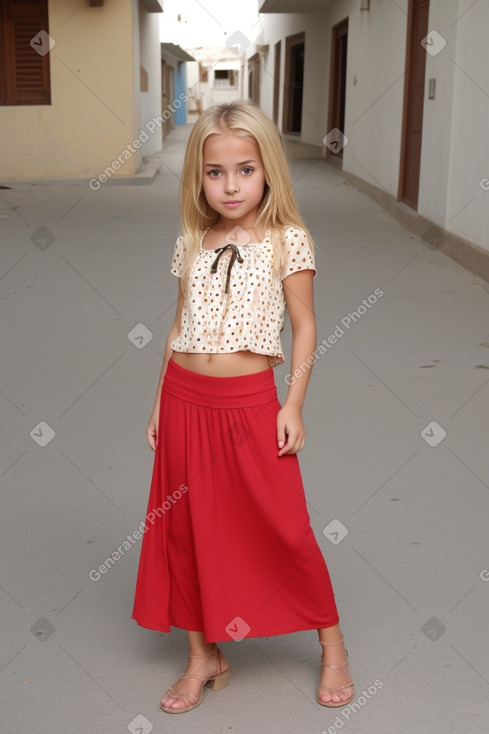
[241,167,253,176]
[207,169,222,178]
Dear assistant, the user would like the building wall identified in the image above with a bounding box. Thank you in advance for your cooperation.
[337,0,408,202]
[0,0,161,180]
[185,52,241,114]
[251,0,489,257]
[137,0,163,157]
[250,13,330,148]
[422,0,489,247]
[174,63,187,125]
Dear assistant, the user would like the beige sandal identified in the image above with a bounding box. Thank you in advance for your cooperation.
[160,642,230,714]
[317,637,354,708]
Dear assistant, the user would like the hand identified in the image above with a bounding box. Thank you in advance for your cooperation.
[146,406,159,451]
[277,405,305,456]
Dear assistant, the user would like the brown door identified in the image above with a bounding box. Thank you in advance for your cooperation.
[161,61,174,139]
[283,32,305,134]
[248,53,260,105]
[398,0,430,209]
[327,19,348,158]
[273,41,281,125]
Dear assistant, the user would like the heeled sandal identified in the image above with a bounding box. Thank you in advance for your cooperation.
[160,642,230,714]
[317,636,354,708]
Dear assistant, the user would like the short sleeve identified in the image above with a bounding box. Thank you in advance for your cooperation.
[280,226,317,281]
[170,235,185,278]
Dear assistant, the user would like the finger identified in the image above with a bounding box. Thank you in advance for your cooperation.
[147,429,157,451]
[276,419,287,450]
[278,432,292,456]
[279,434,305,456]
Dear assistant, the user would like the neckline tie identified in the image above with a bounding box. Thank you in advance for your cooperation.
[210,244,244,294]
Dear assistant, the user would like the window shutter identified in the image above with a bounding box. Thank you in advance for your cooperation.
[1,0,51,105]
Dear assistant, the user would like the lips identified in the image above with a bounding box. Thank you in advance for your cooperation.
[223,200,242,208]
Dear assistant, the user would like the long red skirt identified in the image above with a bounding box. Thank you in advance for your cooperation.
[132,358,339,643]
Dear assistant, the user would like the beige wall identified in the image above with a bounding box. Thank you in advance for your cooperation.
[0,0,155,181]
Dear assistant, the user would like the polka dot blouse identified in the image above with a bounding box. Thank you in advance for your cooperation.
[170,226,317,368]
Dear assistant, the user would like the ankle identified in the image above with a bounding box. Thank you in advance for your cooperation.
[189,641,216,658]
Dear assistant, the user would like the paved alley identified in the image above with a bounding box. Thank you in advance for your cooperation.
[1,124,489,734]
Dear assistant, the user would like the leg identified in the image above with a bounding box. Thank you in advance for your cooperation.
[160,631,230,713]
[317,623,354,707]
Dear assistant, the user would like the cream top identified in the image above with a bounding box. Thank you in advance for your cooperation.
[169,226,316,368]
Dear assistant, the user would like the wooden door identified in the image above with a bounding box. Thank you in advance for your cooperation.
[161,61,174,139]
[283,32,305,134]
[248,53,260,105]
[273,41,281,125]
[398,0,430,209]
[327,19,348,157]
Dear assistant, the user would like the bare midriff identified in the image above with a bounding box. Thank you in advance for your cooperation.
[170,350,271,377]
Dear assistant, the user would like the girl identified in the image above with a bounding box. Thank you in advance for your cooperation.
[132,101,354,713]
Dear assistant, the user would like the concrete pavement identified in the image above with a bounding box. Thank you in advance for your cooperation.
[1,124,489,733]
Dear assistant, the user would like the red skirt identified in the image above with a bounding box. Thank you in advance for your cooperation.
[132,358,339,643]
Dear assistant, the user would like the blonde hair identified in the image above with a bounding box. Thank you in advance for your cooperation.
[179,101,314,283]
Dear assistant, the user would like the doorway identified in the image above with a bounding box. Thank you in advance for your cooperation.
[327,19,348,160]
[248,53,260,106]
[273,41,281,126]
[398,0,430,209]
[161,59,174,140]
[283,32,305,135]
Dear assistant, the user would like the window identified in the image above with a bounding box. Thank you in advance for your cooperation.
[0,0,51,106]
[213,69,238,88]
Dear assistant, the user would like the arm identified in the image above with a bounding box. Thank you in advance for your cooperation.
[146,279,184,450]
[277,269,316,456]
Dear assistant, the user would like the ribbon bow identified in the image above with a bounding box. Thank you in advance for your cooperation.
[210,244,244,294]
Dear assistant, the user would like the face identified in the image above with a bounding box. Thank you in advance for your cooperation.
[201,131,267,227]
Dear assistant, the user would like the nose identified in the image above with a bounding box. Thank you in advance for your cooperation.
[225,176,239,194]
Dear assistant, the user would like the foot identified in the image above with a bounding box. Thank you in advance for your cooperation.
[160,643,229,713]
[317,637,354,707]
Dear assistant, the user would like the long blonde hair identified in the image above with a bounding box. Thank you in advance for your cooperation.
[179,101,314,282]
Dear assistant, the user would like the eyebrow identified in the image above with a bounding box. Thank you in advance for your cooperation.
[204,160,257,167]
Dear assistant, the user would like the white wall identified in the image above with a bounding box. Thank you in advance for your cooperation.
[252,12,330,145]
[417,0,457,231]
[338,0,408,199]
[252,0,489,255]
[421,0,489,245]
[137,1,163,156]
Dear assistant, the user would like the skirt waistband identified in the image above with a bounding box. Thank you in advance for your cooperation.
[162,358,277,408]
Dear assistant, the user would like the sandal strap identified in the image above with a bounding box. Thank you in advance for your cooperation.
[318,637,344,647]
[318,680,353,693]
[163,685,199,705]
[188,642,218,659]
[319,661,353,692]
[179,672,207,683]
[187,645,226,678]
